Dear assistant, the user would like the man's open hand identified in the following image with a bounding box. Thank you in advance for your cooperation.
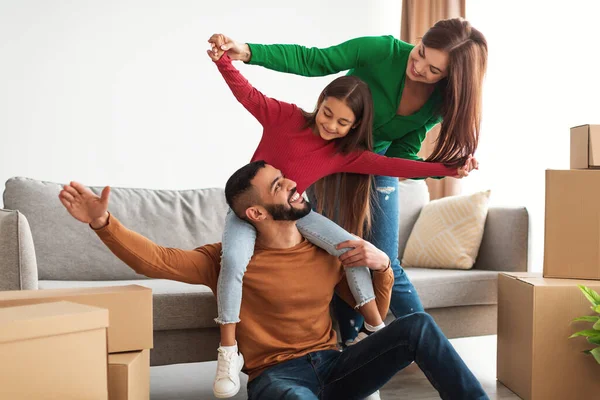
[58,181,110,229]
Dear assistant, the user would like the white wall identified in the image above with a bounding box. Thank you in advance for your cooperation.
[7,1,596,273]
[465,0,600,271]
[0,0,401,203]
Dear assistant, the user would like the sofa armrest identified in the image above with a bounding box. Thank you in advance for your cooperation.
[472,206,529,272]
[0,209,39,290]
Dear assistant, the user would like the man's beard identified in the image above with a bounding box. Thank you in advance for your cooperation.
[265,201,311,221]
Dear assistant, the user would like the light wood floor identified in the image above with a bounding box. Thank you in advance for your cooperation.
[150,335,521,399]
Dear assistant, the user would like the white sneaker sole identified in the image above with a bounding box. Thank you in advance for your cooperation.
[213,386,240,399]
[364,390,381,400]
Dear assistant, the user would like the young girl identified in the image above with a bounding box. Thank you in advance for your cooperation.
[212,18,488,349]
[207,44,472,398]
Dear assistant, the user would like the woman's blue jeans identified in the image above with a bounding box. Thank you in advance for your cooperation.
[332,175,425,342]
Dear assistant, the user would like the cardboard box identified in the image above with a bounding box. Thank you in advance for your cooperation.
[544,169,600,280]
[0,301,109,400]
[571,124,600,169]
[498,273,600,399]
[108,350,150,400]
[0,285,152,353]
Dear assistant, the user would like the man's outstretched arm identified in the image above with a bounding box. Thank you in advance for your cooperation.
[58,182,221,290]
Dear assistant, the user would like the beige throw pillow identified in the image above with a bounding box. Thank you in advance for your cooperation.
[401,190,491,270]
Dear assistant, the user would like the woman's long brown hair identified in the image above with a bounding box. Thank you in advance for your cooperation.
[302,76,375,237]
[423,18,488,168]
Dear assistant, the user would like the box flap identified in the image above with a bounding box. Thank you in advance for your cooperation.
[501,272,540,279]
[500,272,540,286]
[504,273,600,288]
[589,125,600,166]
[0,301,108,343]
[527,277,600,287]
[0,285,150,302]
[571,127,591,169]
[109,350,144,367]
[502,272,600,287]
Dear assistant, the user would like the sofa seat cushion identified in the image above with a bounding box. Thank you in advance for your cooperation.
[404,268,499,309]
[38,280,217,331]
[39,269,499,329]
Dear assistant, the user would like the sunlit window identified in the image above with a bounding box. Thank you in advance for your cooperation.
[465,0,600,270]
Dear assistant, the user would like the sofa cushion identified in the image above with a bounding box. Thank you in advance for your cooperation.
[4,177,229,281]
[404,268,499,309]
[397,179,429,260]
[40,268,499,331]
[402,190,491,270]
[38,280,217,331]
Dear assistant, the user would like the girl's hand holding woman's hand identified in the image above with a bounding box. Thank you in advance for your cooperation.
[208,33,251,62]
[207,34,226,61]
[454,154,479,178]
[206,47,224,61]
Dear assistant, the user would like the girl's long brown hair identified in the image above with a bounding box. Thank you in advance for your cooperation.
[302,76,375,237]
[423,18,488,168]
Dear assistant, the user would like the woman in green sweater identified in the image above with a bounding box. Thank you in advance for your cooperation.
[210,18,488,344]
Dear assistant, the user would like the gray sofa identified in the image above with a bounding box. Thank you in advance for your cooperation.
[1,176,528,367]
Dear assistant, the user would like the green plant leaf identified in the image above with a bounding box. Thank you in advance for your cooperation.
[594,319,600,330]
[591,347,600,364]
[569,330,600,339]
[573,316,600,323]
[588,336,600,345]
[595,305,600,314]
[579,285,600,307]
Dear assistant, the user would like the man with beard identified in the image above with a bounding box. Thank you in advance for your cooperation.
[58,160,488,400]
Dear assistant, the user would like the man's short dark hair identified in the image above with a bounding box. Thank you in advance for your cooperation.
[224,160,267,219]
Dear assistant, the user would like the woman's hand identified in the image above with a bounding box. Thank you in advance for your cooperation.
[454,154,479,178]
[208,33,251,62]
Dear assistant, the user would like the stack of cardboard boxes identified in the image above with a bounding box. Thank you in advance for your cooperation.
[497,125,600,399]
[0,285,152,399]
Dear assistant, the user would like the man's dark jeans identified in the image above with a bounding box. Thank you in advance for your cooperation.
[247,312,489,400]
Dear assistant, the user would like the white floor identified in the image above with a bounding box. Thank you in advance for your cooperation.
[150,359,248,400]
[149,335,520,400]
